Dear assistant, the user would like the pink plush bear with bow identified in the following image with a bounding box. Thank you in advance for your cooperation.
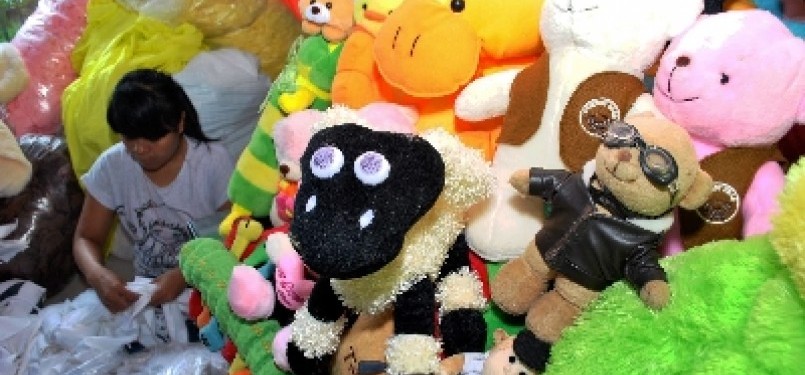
[653,9,805,255]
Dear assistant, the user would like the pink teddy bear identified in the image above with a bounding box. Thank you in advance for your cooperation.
[653,9,805,255]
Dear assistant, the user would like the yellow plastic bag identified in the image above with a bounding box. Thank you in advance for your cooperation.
[62,0,205,179]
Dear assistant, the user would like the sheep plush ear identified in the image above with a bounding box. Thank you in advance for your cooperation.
[679,170,714,210]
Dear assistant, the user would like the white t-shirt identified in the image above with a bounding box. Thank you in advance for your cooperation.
[82,138,234,277]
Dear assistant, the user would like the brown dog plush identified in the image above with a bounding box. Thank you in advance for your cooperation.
[491,115,713,372]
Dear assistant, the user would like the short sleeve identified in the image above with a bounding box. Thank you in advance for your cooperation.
[80,146,119,210]
[203,142,235,208]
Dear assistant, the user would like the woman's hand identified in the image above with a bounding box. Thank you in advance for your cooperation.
[149,267,187,306]
[88,266,139,313]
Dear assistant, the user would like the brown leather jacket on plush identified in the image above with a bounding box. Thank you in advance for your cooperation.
[528,168,668,292]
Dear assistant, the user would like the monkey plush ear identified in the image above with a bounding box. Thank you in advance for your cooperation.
[678,169,714,210]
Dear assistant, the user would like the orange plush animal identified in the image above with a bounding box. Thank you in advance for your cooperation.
[331,0,544,159]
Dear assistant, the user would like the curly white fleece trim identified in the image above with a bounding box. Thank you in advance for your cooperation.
[289,306,345,358]
[330,130,494,314]
[437,266,487,314]
[385,334,441,375]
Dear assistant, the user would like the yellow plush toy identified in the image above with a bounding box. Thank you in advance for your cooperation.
[331,0,545,160]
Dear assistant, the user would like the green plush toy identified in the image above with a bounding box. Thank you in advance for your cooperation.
[180,238,284,375]
[545,158,805,375]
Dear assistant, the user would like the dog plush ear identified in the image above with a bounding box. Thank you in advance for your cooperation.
[678,169,714,210]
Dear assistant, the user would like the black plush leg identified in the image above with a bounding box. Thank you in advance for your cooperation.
[440,308,487,356]
[513,329,551,373]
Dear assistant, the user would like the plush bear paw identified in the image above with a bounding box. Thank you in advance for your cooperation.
[491,257,547,316]
[639,280,670,310]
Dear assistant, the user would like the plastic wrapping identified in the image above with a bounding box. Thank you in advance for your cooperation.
[0,135,84,298]
[181,0,265,38]
[204,0,302,79]
[1,0,89,136]
[115,0,187,24]
[24,289,229,375]
[173,48,270,161]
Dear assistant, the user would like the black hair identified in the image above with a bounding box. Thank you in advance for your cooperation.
[107,68,215,143]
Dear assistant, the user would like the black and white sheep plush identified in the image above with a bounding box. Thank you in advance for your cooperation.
[286,123,494,375]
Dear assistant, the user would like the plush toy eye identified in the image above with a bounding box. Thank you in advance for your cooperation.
[325,2,332,9]
[305,195,317,213]
[509,355,516,363]
[354,151,390,186]
[450,0,465,12]
[310,146,344,179]
[362,3,367,10]
[720,73,730,85]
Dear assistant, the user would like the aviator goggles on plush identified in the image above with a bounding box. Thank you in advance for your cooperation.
[602,121,679,191]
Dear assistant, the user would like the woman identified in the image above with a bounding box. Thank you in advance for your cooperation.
[73,68,234,314]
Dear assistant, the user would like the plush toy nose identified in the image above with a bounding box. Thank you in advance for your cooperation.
[675,56,690,67]
[280,164,290,176]
[618,149,632,162]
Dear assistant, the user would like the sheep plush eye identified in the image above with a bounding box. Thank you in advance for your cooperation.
[310,146,344,179]
[354,151,390,186]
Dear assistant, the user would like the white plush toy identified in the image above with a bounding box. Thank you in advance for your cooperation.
[455,0,704,261]
[0,119,31,198]
[0,43,28,105]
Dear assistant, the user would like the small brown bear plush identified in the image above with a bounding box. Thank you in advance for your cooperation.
[491,115,714,372]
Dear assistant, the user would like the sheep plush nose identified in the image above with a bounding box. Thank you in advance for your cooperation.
[676,56,690,67]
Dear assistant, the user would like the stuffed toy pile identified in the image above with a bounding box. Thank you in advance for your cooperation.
[491,115,713,372]
[544,156,805,375]
[652,9,805,255]
[455,0,705,262]
[220,103,415,235]
[285,124,494,375]
[266,0,354,116]
[331,0,545,160]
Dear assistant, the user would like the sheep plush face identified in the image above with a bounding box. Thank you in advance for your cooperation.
[291,124,445,279]
[653,10,805,147]
[594,116,713,217]
[540,0,703,71]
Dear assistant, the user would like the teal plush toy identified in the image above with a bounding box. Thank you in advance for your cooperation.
[545,157,805,375]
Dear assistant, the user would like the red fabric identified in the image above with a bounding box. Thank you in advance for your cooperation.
[221,339,238,363]
[280,0,301,21]
[469,250,491,300]
[188,289,203,319]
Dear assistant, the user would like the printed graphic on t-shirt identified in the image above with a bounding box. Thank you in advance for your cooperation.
[117,199,191,278]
